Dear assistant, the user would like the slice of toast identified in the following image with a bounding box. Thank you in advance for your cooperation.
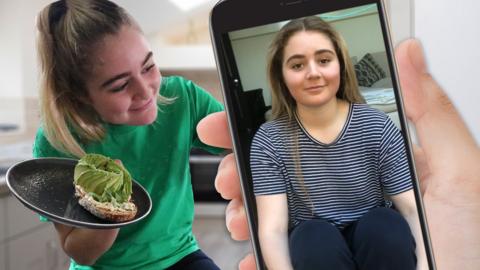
[75,185,137,222]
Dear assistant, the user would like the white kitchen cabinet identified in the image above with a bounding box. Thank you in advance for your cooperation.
[5,194,41,239]
[0,193,70,270]
[161,69,223,104]
[6,225,50,270]
[1,193,6,240]
[1,192,6,270]
[153,45,216,70]
[0,243,6,270]
[6,224,69,270]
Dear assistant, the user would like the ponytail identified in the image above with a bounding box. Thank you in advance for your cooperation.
[36,0,134,157]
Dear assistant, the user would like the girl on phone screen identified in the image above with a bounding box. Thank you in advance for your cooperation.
[250,16,426,270]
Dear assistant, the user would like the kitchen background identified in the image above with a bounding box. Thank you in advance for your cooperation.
[0,0,478,269]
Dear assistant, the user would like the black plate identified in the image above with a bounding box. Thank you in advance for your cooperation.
[6,158,152,229]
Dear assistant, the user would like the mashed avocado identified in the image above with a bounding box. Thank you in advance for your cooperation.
[74,154,132,204]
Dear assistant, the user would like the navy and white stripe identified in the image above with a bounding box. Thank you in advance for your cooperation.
[250,103,412,229]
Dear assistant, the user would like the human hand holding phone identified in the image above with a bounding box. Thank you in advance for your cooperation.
[197,38,480,270]
[395,39,480,269]
[197,111,257,269]
[210,1,435,268]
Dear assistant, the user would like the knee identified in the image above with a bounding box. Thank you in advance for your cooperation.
[289,219,344,251]
[289,220,353,270]
[354,208,415,253]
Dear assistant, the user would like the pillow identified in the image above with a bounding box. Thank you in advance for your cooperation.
[371,77,393,88]
[354,53,387,87]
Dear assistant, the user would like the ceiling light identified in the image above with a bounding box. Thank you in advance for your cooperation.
[169,0,211,11]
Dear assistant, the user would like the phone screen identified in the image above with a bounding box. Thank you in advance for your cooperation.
[210,0,435,269]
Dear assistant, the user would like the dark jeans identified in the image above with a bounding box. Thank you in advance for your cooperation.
[166,249,220,270]
[289,207,417,270]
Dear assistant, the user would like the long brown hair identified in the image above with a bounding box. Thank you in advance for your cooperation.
[36,0,172,157]
[267,16,365,121]
[266,16,365,216]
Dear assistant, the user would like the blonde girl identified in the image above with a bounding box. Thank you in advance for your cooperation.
[34,0,223,269]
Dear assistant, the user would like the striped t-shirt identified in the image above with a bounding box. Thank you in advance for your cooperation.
[250,103,412,229]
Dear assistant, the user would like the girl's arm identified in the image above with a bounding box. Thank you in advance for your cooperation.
[256,193,293,270]
[391,190,428,270]
[54,223,119,265]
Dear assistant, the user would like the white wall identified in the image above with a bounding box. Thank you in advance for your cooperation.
[415,0,480,143]
[0,0,51,132]
[387,0,413,45]
[0,0,23,98]
[0,0,51,98]
[230,30,275,105]
[333,14,385,60]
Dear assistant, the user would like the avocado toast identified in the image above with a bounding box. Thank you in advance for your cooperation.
[74,154,137,222]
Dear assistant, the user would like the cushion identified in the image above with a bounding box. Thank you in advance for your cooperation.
[371,77,393,88]
[354,53,387,87]
[369,52,390,75]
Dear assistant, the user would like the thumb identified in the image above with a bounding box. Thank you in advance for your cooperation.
[395,39,478,171]
[197,111,233,149]
[394,39,430,123]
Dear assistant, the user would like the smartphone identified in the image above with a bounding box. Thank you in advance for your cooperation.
[210,0,436,269]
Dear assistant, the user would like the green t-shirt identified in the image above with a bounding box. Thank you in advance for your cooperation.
[33,76,224,269]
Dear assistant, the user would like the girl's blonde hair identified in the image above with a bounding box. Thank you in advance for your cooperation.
[267,16,365,121]
[36,0,171,157]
